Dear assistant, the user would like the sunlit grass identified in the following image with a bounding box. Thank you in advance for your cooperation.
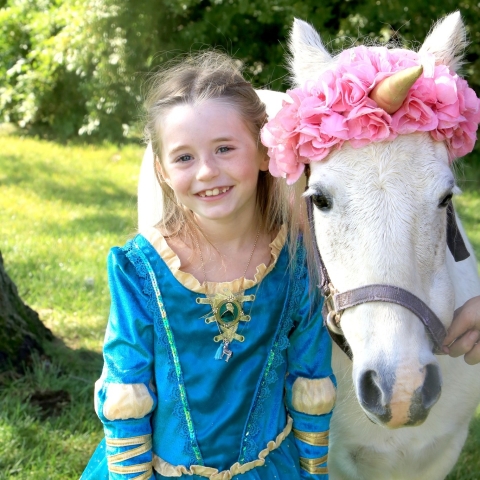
[0,133,142,478]
[0,135,142,352]
[0,133,479,478]
[454,159,480,271]
[446,158,480,480]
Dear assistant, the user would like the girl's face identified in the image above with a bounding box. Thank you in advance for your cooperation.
[159,99,269,226]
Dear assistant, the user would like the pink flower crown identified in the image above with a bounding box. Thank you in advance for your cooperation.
[261,46,480,184]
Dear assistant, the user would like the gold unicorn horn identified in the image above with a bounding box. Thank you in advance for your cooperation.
[370,65,424,114]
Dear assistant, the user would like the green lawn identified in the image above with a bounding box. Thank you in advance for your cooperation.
[0,132,479,479]
[0,133,141,478]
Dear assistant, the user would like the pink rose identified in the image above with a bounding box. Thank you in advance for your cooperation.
[457,78,480,119]
[391,96,438,134]
[320,112,350,140]
[346,105,393,147]
[308,70,340,108]
[410,77,437,106]
[448,120,479,159]
[268,138,300,173]
[261,44,480,182]
[297,95,330,124]
[297,124,343,161]
[433,68,461,128]
[332,75,370,112]
[273,98,301,133]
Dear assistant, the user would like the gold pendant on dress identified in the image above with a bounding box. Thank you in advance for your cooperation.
[197,288,255,361]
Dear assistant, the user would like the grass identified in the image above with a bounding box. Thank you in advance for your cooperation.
[0,132,142,478]
[0,131,479,478]
[454,159,480,267]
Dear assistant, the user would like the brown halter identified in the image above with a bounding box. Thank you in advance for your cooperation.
[305,193,470,360]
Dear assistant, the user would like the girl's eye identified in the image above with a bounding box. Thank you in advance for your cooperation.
[217,146,231,154]
[177,154,193,163]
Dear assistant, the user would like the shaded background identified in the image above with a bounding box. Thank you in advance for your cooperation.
[2,0,480,148]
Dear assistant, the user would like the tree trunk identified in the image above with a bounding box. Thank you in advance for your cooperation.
[0,250,53,372]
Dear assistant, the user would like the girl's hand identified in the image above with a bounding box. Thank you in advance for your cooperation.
[443,296,480,365]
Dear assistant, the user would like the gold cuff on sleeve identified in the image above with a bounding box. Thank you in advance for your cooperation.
[106,434,153,479]
[107,438,152,464]
[106,434,152,448]
[299,454,328,475]
[293,428,329,446]
[109,462,153,480]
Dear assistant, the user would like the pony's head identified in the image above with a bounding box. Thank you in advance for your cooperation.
[262,12,478,428]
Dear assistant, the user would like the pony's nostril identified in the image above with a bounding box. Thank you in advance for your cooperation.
[407,363,442,425]
[422,363,442,410]
[358,369,390,418]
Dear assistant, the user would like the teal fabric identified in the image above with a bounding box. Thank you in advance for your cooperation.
[81,233,333,479]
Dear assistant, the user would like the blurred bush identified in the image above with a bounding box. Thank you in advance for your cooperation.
[1,0,480,144]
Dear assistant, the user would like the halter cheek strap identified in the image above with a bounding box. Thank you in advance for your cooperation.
[447,201,470,262]
[306,195,468,360]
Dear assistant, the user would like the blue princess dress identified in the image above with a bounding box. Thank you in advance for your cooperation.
[81,227,335,479]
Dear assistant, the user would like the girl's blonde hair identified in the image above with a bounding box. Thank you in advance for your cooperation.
[144,51,315,288]
[145,51,288,236]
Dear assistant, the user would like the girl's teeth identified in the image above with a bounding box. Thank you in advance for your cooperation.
[201,187,229,197]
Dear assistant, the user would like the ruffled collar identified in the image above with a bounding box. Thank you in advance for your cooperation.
[141,225,287,294]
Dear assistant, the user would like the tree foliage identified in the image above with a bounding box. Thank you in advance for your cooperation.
[1,0,480,142]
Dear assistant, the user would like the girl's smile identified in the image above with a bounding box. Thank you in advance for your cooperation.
[196,185,232,198]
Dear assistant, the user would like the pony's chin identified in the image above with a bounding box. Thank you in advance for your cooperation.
[363,409,429,429]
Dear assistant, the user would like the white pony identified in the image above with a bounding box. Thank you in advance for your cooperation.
[137,13,480,479]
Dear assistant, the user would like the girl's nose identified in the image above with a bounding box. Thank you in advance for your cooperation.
[196,156,220,181]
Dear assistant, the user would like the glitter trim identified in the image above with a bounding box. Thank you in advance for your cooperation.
[123,238,204,467]
[239,241,306,463]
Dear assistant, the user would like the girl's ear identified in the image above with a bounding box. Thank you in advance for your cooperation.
[155,156,172,186]
[259,152,270,172]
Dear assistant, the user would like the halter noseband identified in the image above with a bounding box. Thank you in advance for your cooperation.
[305,194,470,360]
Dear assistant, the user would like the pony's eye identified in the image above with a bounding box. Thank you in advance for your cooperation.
[438,192,453,208]
[312,193,332,211]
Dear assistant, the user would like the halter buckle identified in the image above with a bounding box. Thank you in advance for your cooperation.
[326,310,343,335]
[325,284,343,335]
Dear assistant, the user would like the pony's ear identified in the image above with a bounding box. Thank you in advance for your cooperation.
[418,11,467,72]
[288,18,332,86]
[255,89,289,118]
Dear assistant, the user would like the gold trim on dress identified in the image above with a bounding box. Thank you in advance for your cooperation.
[141,225,287,294]
[299,454,328,475]
[152,416,293,479]
[106,434,152,447]
[109,462,153,480]
[107,439,152,464]
[106,434,153,479]
[109,462,152,474]
[293,428,329,446]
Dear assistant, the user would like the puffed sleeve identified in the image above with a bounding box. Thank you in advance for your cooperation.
[285,266,336,479]
[94,247,157,479]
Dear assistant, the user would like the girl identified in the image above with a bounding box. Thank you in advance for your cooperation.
[81,52,335,479]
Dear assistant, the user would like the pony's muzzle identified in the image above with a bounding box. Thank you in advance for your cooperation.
[357,363,442,428]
